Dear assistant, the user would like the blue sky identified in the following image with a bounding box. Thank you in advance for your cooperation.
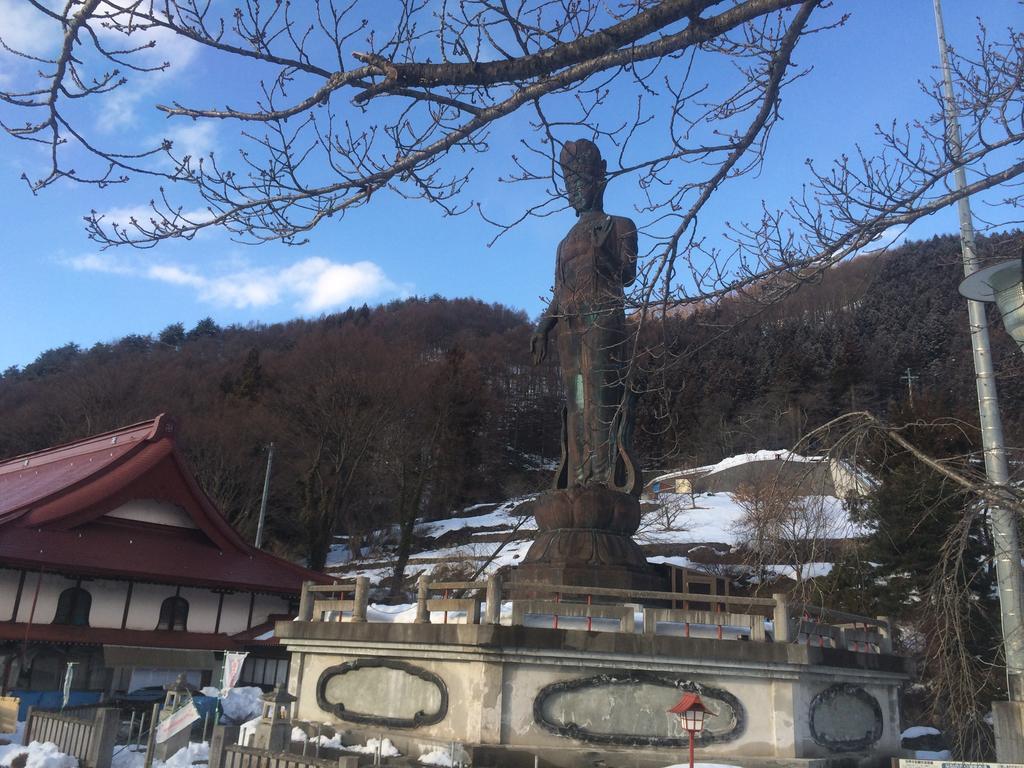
[0,1,1019,371]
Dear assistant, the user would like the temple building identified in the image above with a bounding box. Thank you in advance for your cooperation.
[0,415,327,696]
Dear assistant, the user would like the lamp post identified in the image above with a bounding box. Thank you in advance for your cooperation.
[959,255,1024,355]
[669,693,709,768]
[933,3,1024,742]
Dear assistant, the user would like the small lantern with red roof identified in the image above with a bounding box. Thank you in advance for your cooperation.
[669,692,710,768]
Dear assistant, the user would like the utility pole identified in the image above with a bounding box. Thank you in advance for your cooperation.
[934,0,1024,754]
[255,442,275,549]
[900,368,918,408]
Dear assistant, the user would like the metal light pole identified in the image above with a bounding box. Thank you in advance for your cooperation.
[255,442,275,549]
[933,0,1024,726]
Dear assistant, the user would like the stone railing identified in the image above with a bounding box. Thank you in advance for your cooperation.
[23,705,120,768]
[297,576,893,653]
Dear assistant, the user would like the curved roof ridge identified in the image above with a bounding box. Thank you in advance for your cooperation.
[0,414,170,474]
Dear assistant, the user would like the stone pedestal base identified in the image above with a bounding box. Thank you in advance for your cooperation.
[512,528,666,595]
[993,701,1024,762]
[512,486,666,595]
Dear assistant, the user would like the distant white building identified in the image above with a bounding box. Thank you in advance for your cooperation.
[645,450,873,499]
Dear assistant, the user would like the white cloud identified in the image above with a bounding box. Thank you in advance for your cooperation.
[0,0,57,56]
[162,122,218,159]
[65,253,134,275]
[88,2,202,131]
[280,258,394,312]
[147,264,204,287]
[69,253,401,312]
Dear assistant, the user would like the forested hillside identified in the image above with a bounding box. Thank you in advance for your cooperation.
[3,231,1022,568]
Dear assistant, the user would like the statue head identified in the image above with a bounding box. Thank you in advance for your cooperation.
[560,139,606,214]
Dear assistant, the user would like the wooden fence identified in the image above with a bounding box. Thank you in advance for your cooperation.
[297,575,894,654]
[24,706,120,768]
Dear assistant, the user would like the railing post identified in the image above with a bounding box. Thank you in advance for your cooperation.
[298,581,314,622]
[772,593,790,643]
[415,574,431,624]
[876,615,893,654]
[352,577,369,622]
[484,573,503,625]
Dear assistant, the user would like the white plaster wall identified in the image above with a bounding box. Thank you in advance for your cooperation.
[253,594,290,624]
[105,499,196,528]
[217,593,253,634]
[15,573,77,623]
[0,568,22,621]
[86,579,130,628]
[178,587,221,633]
[125,583,179,630]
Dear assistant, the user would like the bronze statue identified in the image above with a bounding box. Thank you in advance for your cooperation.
[516,139,661,592]
[531,138,642,496]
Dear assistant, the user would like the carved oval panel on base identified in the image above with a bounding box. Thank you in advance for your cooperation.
[808,684,883,752]
[534,672,744,746]
[316,659,448,729]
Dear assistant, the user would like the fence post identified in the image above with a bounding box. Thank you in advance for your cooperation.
[142,702,160,768]
[772,593,790,643]
[208,724,241,768]
[298,581,314,621]
[87,708,120,768]
[352,577,369,623]
[23,706,34,746]
[484,573,503,625]
[876,616,893,654]
[415,575,431,624]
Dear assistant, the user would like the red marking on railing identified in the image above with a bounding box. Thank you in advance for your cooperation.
[553,592,560,630]
[586,595,593,632]
[717,623,723,640]
[443,589,449,625]
[684,622,690,639]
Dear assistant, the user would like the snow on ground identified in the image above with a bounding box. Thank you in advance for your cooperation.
[281,729,400,757]
[416,497,536,538]
[0,741,77,768]
[0,722,25,745]
[639,492,860,547]
[111,742,208,768]
[902,725,941,738]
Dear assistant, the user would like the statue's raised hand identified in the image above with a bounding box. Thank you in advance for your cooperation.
[591,215,614,249]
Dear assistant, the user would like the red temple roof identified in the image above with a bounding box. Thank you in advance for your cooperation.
[0,415,327,594]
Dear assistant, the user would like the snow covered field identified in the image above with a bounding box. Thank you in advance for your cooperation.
[324,450,867,588]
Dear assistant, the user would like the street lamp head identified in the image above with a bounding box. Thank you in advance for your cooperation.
[669,692,709,733]
[959,255,1024,354]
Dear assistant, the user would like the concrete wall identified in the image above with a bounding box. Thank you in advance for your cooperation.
[281,623,909,764]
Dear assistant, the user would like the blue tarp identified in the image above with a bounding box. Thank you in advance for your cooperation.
[10,690,103,721]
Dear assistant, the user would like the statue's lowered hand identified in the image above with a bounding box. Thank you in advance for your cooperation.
[530,331,547,365]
